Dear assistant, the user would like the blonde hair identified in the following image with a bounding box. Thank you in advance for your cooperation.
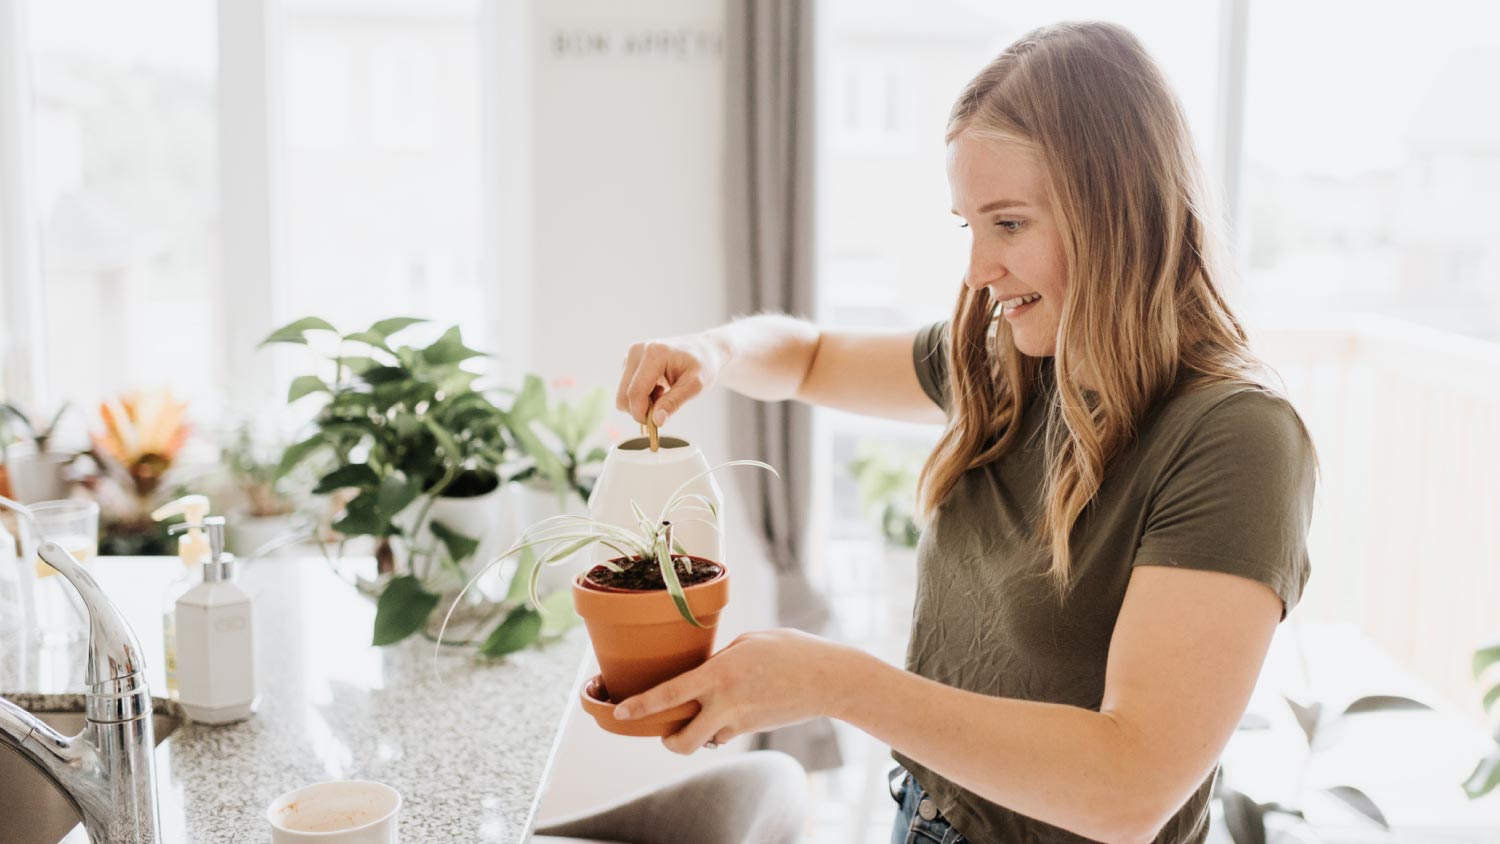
[917,21,1270,594]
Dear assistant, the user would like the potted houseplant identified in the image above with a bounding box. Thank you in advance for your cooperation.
[501,374,610,521]
[90,389,194,554]
[0,401,78,503]
[440,458,777,736]
[263,316,536,646]
[220,422,309,557]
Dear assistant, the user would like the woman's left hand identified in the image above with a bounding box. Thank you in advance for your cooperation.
[613,628,867,755]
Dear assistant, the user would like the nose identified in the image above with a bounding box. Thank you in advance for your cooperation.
[963,238,1005,292]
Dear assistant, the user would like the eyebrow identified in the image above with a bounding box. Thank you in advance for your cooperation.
[951,199,1031,215]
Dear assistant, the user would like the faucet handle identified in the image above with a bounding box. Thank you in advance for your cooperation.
[36,542,148,701]
[169,516,227,560]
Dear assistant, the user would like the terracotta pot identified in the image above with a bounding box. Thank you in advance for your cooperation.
[572,556,729,723]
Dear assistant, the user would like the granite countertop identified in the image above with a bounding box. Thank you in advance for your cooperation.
[0,555,588,843]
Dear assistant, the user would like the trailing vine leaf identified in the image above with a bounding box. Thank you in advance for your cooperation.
[1473,640,1500,679]
[344,330,394,352]
[422,326,487,365]
[332,492,383,537]
[1342,694,1432,716]
[539,589,580,636]
[375,473,421,522]
[480,604,543,656]
[1323,785,1388,829]
[314,464,381,495]
[288,375,330,402]
[1283,696,1323,747]
[505,547,539,603]
[277,431,327,478]
[1463,751,1500,799]
[261,316,338,346]
[373,575,440,645]
[431,520,480,565]
[1219,788,1266,844]
[371,316,427,337]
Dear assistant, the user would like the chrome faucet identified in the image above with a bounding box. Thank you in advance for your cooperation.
[0,541,162,844]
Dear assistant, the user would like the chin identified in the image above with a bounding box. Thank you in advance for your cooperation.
[1011,333,1057,358]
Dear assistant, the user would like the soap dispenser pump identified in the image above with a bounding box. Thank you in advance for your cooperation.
[168,516,258,724]
[154,494,212,696]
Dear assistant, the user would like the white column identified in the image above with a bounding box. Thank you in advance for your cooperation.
[217,0,283,412]
[0,0,46,408]
[480,0,534,383]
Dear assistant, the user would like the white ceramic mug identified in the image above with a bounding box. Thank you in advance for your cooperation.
[267,780,401,843]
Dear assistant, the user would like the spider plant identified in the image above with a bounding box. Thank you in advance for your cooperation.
[437,459,777,647]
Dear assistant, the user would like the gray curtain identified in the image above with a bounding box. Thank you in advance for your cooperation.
[723,0,842,772]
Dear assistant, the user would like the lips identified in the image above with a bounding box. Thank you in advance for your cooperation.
[997,292,1041,310]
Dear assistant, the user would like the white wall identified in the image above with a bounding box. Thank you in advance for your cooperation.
[517,0,781,821]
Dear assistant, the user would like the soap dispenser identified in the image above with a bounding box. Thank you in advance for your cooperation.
[168,515,257,724]
[153,494,212,696]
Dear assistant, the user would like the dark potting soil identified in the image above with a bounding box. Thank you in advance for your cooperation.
[584,556,723,591]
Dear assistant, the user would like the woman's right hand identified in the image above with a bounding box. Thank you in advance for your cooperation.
[616,333,726,428]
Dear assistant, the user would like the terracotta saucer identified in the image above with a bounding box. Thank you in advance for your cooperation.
[579,674,700,737]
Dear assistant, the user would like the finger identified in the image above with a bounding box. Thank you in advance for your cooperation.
[624,344,667,423]
[615,665,709,720]
[615,343,646,413]
[661,705,730,755]
[650,368,705,427]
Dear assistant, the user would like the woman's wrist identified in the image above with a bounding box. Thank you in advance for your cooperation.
[824,645,893,724]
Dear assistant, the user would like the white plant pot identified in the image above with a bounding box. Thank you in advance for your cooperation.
[586,435,726,565]
[7,452,75,504]
[398,482,517,594]
[225,510,299,558]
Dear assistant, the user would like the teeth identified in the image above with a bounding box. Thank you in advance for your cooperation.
[1000,292,1041,310]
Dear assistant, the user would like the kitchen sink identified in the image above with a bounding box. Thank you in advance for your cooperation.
[0,710,179,844]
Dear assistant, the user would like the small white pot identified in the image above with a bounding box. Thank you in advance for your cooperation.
[225,510,299,558]
[7,452,75,504]
[398,481,516,593]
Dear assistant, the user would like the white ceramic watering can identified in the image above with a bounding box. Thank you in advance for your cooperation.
[585,434,726,566]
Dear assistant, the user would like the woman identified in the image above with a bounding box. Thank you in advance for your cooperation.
[610,21,1314,844]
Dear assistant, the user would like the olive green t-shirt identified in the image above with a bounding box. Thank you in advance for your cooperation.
[892,321,1315,844]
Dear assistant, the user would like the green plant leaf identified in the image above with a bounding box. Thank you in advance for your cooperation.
[314,463,381,494]
[539,588,580,635]
[344,330,393,352]
[572,388,609,450]
[505,547,539,603]
[371,316,427,337]
[1474,641,1500,679]
[430,520,480,565]
[480,604,543,656]
[657,549,706,628]
[375,473,421,521]
[341,356,380,376]
[1323,785,1388,829]
[509,374,547,421]
[277,432,328,478]
[361,365,410,385]
[1464,751,1500,799]
[422,326,487,365]
[372,575,440,645]
[288,375,330,403]
[261,316,338,346]
[332,492,384,536]
[582,446,608,465]
[1484,683,1500,715]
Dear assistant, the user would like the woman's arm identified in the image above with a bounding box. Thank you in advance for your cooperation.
[614,565,1282,844]
[616,314,945,426]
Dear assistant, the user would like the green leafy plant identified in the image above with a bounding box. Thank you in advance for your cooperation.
[1220,693,1434,843]
[221,422,300,518]
[0,401,72,452]
[847,441,925,549]
[437,460,778,651]
[262,316,521,643]
[501,375,610,506]
[1464,640,1500,798]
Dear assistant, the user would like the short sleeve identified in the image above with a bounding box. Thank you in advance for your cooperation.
[1133,388,1316,620]
[912,320,952,413]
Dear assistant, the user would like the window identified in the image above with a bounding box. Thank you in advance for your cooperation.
[25,0,219,410]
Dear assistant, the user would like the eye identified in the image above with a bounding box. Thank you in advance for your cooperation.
[957,222,970,229]
[996,220,1024,233]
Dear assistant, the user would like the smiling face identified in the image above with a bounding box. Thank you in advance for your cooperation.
[947,133,1069,357]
